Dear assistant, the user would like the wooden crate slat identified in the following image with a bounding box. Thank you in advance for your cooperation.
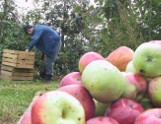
[1,70,12,76]
[17,51,35,56]
[16,64,34,69]
[17,55,35,60]
[0,74,12,80]
[12,76,34,81]
[3,52,35,60]
[2,53,18,59]
[1,70,34,77]
[3,49,35,55]
[2,61,17,67]
[3,57,34,65]
[2,57,17,63]
[12,72,34,76]
[1,65,14,71]
[0,74,34,81]
[14,68,35,73]
[16,59,34,64]
[1,65,35,72]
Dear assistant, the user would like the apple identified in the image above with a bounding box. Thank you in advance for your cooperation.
[78,51,104,73]
[149,40,161,45]
[86,116,119,124]
[82,60,126,103]
[106,46,134,71]
[148,76,161,107]
[18,91,45,124]
[31,91,85,124]
[121,72,148,101]
[59,72,83,87]
[58,84,95,120]
[105,98,145,124]
[94,99,110,117]
[125,60,138,73]
[18,111,31,124]
[133,42,161,78]
[134,108,161,124]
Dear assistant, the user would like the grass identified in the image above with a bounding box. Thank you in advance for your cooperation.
[0,77,154,124]
[0,78,59,124]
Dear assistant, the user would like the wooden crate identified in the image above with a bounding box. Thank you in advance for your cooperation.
[2,49,35,69]
[0,65,35,81]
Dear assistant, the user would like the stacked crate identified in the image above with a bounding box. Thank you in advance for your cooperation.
[1,49,35,81]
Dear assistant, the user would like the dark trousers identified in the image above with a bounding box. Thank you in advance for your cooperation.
[42,41,62,76]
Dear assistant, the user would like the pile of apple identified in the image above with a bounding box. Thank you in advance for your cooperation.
[18,40,161,124]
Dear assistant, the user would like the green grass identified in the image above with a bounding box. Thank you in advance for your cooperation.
[0,79,59,124]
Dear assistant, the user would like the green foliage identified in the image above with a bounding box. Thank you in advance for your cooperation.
[1,0,161,78]
[0,0,29,63]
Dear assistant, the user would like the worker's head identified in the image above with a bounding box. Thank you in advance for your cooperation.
[23,24,33,35]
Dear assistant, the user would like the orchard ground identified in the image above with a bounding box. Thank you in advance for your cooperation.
[0,77,153,124]
[0,79,59,124]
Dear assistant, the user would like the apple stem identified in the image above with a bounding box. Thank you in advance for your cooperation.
[146,56,152,62]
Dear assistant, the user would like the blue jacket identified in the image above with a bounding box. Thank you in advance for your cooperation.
[28,24,61,58]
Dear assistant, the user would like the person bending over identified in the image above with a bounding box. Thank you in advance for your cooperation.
[24,24,61,82]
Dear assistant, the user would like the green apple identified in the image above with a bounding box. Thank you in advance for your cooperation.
[133,42,161,78]
[31,91,85,124]
[125,60,138,73]
[94,99,110,117]
[82,60,126,103]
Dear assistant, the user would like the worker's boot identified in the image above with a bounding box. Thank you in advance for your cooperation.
[39,71,46,79]
[44,74,52,82]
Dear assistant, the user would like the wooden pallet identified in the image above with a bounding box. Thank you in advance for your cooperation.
[2,49,35,69]
[0,65,35,81]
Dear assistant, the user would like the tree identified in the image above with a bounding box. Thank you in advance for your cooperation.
[1,0,161,78]
[0,0,29,63]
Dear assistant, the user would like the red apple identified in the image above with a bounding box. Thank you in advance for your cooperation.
[148,76,161,107]
[106,46,134,71]
[58,84,95,120]
[86,116,119,124]
[59,72,83,87]
[121,72,148,101]
[134,108,161,124]
[31,91,85,124]
[149,40,161,45]
[18,111,31,124]
[78,51,104,73]
[17,91,45,124]
[105,98,144,124]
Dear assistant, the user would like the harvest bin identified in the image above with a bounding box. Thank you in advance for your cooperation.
[0,49,35,81]
[0,65,35,81]
[2,49,35,69]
